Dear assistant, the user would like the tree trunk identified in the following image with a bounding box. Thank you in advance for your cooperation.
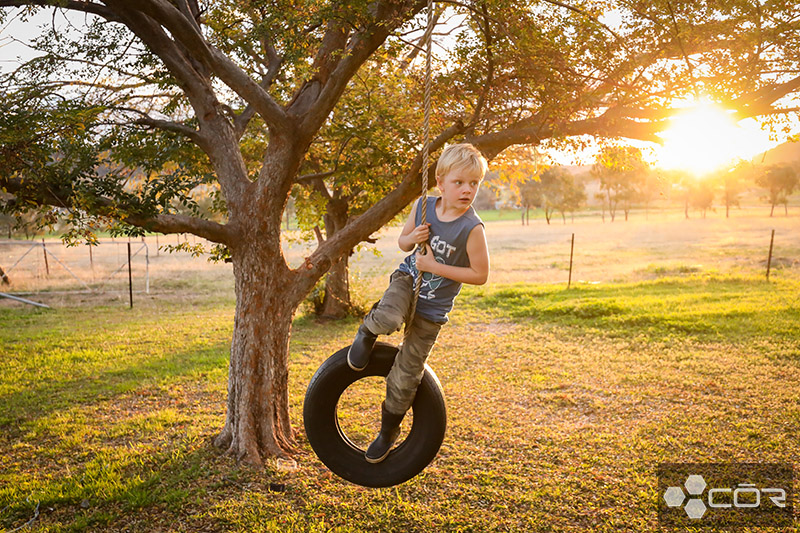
[214,247,299,466]
[770,202,775,217]
[320,254,351,318]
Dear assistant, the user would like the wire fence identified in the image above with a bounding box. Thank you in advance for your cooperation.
[0,238,153,304]
[0,211,797,309]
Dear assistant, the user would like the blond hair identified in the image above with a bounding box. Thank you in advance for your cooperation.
[436,143,488,182]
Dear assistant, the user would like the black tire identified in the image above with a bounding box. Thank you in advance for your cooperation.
[303,342,447,488]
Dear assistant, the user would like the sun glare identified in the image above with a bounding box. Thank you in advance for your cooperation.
[656,100,775,176]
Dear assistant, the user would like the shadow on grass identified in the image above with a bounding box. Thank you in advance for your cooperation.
[0,342,230,433]
[0,431,247,532]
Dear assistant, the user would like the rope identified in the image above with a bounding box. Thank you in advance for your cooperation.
[405,0,434,335]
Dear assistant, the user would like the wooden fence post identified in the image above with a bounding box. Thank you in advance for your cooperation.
[568,233,575,289]
[42,239,50,276]
[766,229,775,281]
[127,242,133,308]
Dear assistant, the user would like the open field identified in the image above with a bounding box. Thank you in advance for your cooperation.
[1,206,797,307]
[1,209,799,531]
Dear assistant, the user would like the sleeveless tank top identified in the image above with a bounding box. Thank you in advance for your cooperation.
[398,196,484,323]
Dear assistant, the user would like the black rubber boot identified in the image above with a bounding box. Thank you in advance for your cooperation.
[365,402,405,464]
[347,324,377,371]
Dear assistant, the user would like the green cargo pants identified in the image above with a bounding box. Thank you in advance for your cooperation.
[363,270,443,416]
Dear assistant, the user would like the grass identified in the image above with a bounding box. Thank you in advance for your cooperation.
[1,271,799,531]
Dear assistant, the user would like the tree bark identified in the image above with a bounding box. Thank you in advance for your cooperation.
[317,194,355,318]
[213,243,299,465]
[320,254,351,319]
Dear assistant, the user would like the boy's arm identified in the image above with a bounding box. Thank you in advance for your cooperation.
[415,224,489,285]
[398,200,430,252]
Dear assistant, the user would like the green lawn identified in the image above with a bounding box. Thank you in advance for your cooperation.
[1,275,799,531]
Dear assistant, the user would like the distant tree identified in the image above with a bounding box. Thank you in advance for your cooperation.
[639,170,664,219]
[538,166,569,224]
[547,168,586,223]
[517,177,541,225]
[717,161,750,218]
[495,146,544,226]
[756,164,798,216]
[594,192,607,222]
[690,179,715,218]
[669,172,697,219]
[592,146,647,221]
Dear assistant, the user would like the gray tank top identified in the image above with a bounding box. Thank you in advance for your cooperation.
[398,196,484,323]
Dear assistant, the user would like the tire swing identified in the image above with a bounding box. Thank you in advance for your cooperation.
[303,343,446,488]
[303,0,445,488]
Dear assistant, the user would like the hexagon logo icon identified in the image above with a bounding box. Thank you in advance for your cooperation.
[685,474,707,496]
[684,498,707,519]
[663,486,686,507]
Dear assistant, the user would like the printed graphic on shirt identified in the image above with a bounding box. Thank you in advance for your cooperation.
[430,235,456,258]
[408,253,447,300]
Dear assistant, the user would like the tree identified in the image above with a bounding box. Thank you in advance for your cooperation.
[638,170,664,220]
[518,177,542,225]
[558,174,587,223]
[592,146,647,221]
[716,161,750,218]
[494,146,544,226]
[2,1,800,466]
[689,179,715,218]
[756,164,799,216]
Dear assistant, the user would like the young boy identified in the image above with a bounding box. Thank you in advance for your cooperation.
[347,143,490,463]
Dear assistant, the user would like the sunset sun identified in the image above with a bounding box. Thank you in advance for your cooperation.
[655,100,775,175]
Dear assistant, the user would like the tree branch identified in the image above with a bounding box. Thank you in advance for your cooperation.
[295,0,427,140]
[734,74,800,118]
[293,119,464,294]
[133,0,290,132]
[469,113,665,159]
[465,2,495,130]
[0,0,117,21]
[1,176,231,244]
[113,106,207,148]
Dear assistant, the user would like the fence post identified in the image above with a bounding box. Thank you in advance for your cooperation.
[42,239,50,276]
[127,242,133,308]
[568,233,575,289]
[766,229,775,281]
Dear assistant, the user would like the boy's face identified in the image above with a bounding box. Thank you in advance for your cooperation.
[436,166,482,208]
